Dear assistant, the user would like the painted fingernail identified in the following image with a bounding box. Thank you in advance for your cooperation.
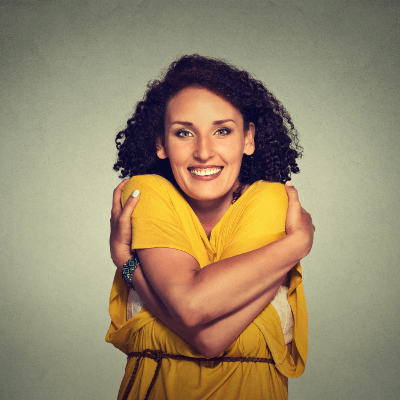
[132,189,140,198]
[286,181,294,187]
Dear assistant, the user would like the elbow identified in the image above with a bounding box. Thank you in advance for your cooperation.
[172,313,198,329]
[193,336,226,359]
[198,346,223,359]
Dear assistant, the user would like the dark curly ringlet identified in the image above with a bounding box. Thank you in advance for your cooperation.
[113,54,302,188]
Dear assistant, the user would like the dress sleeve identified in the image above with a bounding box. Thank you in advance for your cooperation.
[121,175,198,260]
[220,181,288,259]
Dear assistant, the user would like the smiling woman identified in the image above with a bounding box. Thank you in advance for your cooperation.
[108,55,314,400]
[158,87,255,222]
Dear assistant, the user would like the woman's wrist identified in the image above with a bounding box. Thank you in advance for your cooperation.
[121,254,140,290]
[112,249,133,272]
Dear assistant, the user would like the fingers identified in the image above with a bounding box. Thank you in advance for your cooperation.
[119,189,141,223]
[300,207,315,235]
[285,181,301,207]
[303,209,315,232]
[112,179,130,212]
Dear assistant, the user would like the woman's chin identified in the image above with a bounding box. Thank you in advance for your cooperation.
[182,186,234,205]
[174,171,239,205]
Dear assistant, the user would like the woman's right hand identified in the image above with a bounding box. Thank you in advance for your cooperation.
[110,179,140,271]
[284,182,315,259]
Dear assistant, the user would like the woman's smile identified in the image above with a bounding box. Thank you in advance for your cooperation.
[188,166,223,179]
[157,87,255,208]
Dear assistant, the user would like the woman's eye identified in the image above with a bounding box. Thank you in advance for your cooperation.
[214,128,231,136]
[177,130,193,137]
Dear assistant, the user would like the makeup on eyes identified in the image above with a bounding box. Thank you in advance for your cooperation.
[174,127,232,138]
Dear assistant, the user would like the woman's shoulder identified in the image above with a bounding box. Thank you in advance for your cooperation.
[243,180,288,210]
[249,180,287,195]
[124,174,174,192]
[121,175,179,206]
[220,181,288,254]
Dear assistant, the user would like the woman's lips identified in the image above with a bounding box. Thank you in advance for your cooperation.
[188,167,224,180]
[189,167,223,176]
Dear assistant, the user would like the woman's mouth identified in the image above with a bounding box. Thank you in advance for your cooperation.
[188,167,223,177]
[188,167,224,182]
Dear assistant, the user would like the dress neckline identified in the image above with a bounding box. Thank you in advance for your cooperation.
[206,181,263,243]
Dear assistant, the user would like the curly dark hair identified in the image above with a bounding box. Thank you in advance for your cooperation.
[114,54,302,190]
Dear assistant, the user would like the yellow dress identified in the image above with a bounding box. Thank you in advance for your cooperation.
[106,175,307,400]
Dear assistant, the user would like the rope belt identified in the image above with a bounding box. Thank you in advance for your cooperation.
[122,349,275,400]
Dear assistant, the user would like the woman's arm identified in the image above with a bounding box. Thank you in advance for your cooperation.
[110,181,313,332]
[129,263,284,358]
[137,236,301,329]
[130,182,312,328]
[112,180,271,357]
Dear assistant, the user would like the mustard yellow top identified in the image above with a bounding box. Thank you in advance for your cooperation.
[106,175,307,400]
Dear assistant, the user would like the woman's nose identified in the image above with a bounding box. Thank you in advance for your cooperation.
[193,136,214,161]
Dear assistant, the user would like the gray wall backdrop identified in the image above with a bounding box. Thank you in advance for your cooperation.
[1,0,399,399]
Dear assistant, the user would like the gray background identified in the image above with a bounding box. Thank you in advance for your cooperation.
[1,0,399,399]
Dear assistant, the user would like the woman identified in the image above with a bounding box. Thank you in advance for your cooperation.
[107,55,314,399]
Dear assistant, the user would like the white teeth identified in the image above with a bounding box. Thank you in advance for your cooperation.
[190,168,222,176]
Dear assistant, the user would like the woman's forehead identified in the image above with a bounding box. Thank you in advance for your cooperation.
[165,87,243,126]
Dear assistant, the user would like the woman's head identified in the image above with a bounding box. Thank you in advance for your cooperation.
[158,86,255,204]
[114,54,302,188]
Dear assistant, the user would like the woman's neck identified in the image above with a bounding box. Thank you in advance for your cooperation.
[188,194,232,234]
[185,182,250,238]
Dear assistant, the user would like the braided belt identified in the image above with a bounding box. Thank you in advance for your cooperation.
[122,349,275,400]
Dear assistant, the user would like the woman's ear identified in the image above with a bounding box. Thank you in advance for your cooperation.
[244,123,255,156]
[156,136,168,159]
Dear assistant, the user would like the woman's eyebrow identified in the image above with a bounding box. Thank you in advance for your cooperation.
[170,119,236,126]
[170,121,193,126]
[213,119,235,125]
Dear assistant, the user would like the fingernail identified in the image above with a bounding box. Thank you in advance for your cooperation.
[286,181,294,187]
[132,189,140,198]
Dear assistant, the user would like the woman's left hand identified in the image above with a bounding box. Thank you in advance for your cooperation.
[110,179,140,271]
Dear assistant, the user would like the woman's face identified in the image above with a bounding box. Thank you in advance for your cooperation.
[157,87,255,205]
